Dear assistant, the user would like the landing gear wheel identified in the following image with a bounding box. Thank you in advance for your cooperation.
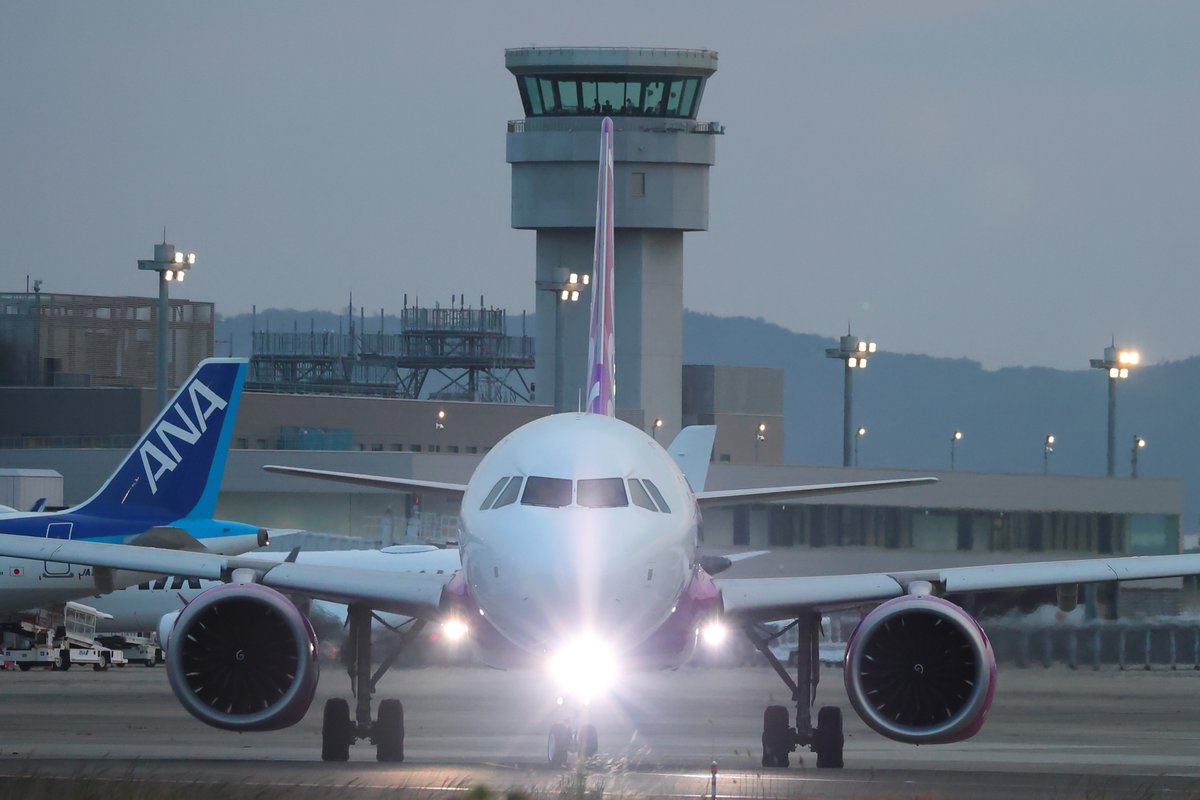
[761,705,791,767]
[321,698,353,762]
[814,706,844,769]
[547,722,570,767]
[375,699,405,762]
[580,724,598,758]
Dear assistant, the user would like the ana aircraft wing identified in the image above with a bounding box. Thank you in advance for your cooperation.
[695,476,937,508]
[263,465,468,498]
[0,533,450,619]
[717,552,1200,622]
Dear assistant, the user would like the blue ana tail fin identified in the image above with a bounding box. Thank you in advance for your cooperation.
[72,358,247,524]
[585,116,617,417]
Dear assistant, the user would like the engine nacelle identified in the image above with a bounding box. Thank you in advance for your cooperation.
[156,610,181,651]
[844,595,996,745]
[165,583,319,732]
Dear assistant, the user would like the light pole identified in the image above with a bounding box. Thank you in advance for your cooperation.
[651,418,663,440]
[1131,435,1145,478]
[535,269,589,412]
[855,426,867,467]
[950,430,963,471]
[138,240,195,411]
[755,422,767,463]
[1043,434,1055,474]
[826,333,877,467]
[1089,344,1140,477]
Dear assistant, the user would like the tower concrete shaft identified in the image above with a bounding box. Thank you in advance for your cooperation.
[506,47,720,440]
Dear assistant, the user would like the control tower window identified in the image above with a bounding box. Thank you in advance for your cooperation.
[516,75,704,119]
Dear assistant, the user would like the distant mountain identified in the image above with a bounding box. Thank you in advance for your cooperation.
[217,309,1199,528]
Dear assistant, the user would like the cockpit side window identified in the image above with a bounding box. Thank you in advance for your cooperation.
[521,476,573,508]
[642,479,671,513]
[577,477,628,508]
[480,477,510,510]
[492,476,523,508]
[627,478,658,511]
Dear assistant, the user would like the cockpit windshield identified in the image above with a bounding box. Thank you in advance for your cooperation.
[521,476,573,508]
[576,477,628,508]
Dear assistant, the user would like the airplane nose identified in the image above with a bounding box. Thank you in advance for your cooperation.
[477,512,675,652]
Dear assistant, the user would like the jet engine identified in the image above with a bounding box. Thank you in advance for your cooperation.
[165,582,319,731]
[843,595,995,745]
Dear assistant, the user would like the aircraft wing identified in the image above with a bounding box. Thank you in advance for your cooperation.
[695,476,938,508]
[0,533,450,619]
[263,465,468,498]
[717,552,1200,622]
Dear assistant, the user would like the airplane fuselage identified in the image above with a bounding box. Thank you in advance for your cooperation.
[456,413,708,670]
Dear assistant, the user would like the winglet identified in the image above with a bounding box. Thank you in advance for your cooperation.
[73,358,247,523]
[585,117,616,417]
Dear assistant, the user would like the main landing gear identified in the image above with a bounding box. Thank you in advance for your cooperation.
[744,612,844,769]
[321,604,425,762]
[546,702,599,767]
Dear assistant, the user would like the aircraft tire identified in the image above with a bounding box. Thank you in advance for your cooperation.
[375,699,404,762]
[580,724,598,757]
[814,706,844,769]
[761,705,790,767]
[321,698,353,762]
[547,723,570,767]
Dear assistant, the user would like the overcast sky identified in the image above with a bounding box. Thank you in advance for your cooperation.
[2,2,1196,369]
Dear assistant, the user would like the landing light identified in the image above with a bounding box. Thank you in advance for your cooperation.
[548,635,618,699]
[701,621,727,647]
[443,619,469,641]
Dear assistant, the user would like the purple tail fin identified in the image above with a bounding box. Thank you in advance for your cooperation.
[586,117,616,417]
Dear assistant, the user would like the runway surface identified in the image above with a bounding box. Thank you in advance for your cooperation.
[1,663,1199,798]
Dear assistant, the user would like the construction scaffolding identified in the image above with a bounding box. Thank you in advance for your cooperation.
[0,292,213,388]
[247,299,535,403]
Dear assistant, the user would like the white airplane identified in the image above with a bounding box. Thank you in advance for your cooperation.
[4,117,1200,769]
[0,358,272,617]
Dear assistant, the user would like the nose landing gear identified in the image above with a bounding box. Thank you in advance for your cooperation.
[546,700,599,767]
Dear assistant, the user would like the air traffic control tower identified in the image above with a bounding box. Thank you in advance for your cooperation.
[506,47,720,437]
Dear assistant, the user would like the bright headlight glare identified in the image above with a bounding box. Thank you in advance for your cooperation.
[443,619,468,641]
[548,636,618,697]
[701,621,727,647]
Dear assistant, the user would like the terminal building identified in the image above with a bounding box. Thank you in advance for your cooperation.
[0,47,1190,618]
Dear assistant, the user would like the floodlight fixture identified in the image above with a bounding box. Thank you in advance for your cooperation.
[826,331,879,466]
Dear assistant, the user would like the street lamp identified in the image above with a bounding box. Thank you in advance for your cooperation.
[855,426,867,467]
[535,269,590,412]
[138,239,196,411]
[950,430,963,471]
[1089,344,1140,477]
[826,333,877,467]
[651,418,664,440]
[1043,434,1055,475]
[754,422,767,463]
[1131,435,1146,478]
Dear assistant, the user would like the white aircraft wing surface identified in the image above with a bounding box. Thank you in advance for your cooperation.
[263,465,468,497]
[717,552,1200,622]
[0,533,449,619]
[696,476,937,508]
